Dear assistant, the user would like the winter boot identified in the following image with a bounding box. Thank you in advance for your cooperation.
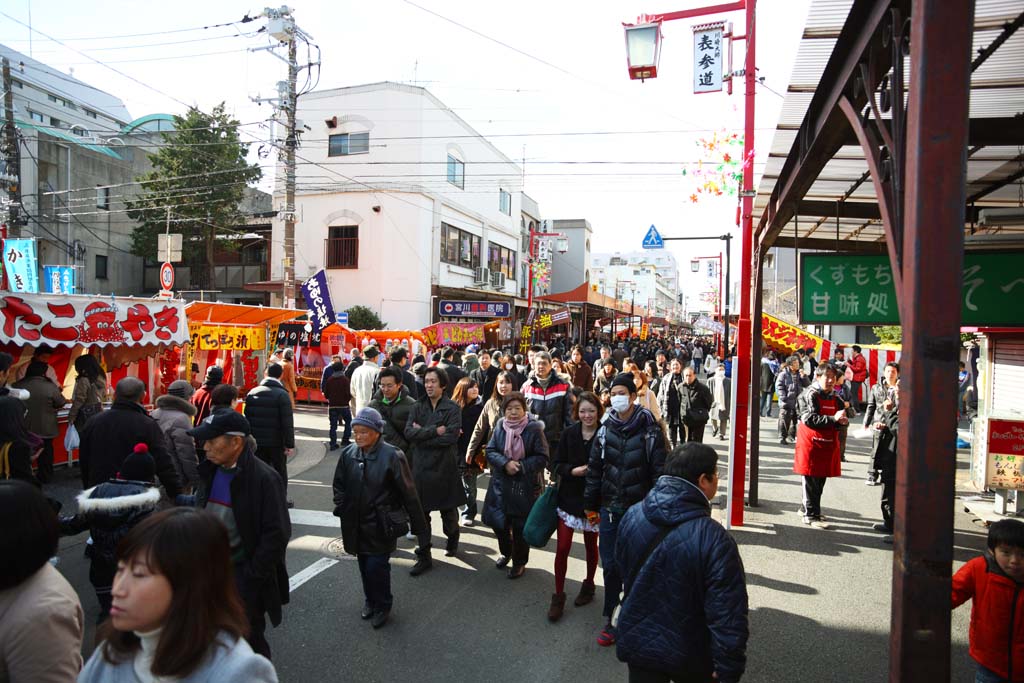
[547,593,567,622]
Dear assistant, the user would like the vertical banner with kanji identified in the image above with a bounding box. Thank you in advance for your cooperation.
[301,269,336,333]
[3,239,39,293]
[692,23,724,94]
[43,266,75,294]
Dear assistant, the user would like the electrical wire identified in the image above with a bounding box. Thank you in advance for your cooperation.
[0,17,255,42]
[6,29,263,54]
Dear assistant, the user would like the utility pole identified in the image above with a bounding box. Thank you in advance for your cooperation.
[253,7,313,308]
[2,57,21,238]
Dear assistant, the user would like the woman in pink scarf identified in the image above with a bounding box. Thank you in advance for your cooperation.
[482,392,550,579]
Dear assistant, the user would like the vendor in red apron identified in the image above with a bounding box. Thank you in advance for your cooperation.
[793,363,848,529]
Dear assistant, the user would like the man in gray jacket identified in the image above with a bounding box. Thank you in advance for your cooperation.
[151,380,200,492]
[775,355,809,445]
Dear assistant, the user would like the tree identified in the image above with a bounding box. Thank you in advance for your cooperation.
[872,325,902,344]
[126,104,262,288]
[346,305,386,330]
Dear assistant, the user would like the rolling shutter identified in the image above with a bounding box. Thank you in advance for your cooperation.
[991,339,1024,416]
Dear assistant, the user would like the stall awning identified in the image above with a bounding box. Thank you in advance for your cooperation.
[0,293,187,349]
[184,301,305,327]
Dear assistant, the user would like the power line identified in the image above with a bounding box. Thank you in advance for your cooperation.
[5,29,263,53]
[0,18,254,42]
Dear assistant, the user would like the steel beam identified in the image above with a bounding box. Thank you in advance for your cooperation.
[748,248,764,506]
[771,235,886,252]
[889,1,974,681]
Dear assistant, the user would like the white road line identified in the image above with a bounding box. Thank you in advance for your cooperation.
[289,508,338,528]
[288,557,339,592]
[289,480,331,488]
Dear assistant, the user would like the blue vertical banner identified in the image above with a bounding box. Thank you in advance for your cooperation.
[301,269,336,333]
[3,239,40,293]
[43,266,76,294]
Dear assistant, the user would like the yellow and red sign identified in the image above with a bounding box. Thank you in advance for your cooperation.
[421,323,487,348]
[188,323,267,351]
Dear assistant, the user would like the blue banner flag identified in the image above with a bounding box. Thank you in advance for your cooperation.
[43,266,76,294]
[301,269,336,333]
[3,239,39,293]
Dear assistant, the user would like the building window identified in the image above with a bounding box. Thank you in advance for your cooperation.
[50,117,61,128]
[95,254,108,280]
[499,189,511,216]
[327,132,369,157]
[85,109,98,119]
[11,79,22,89]
[29,111,44,123]
[440,222,480,269]
[487,242,516,279]
[47,94,60,104]
[96,187,110,210]
[326,225,358,268]
[447,155,464,189]
[71,126,87,136]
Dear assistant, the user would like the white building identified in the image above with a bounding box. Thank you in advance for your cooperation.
[591,251,682,321]
[271,82,526,328]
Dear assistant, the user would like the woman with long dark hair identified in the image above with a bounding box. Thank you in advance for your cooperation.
[79,507,278,682]
[482,392,549,579]
[0,395,43,486]
[547,391,603,621]
[452,377,484,527]
[67,353,106,431]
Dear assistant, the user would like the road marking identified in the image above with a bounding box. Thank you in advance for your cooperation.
[289,557,340,592]
[289,508,338,528]
[290,479,332,488]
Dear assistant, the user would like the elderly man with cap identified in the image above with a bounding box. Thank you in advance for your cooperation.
[151,380,200,492]
[191,365,223,426]
[332,407,428,629]
[189,410,291,660]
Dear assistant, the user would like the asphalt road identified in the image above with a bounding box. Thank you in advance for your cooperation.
[51,406,982,682]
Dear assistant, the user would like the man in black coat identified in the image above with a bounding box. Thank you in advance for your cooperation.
[470,349,500,401]
[191,411,290,660]
[387,348,420,398]
[404,366,465,575]
[244,363,296,507]
[333,407,428,628]
[79,377,181,498]
[680,366,714,443]
[437,347,466,398]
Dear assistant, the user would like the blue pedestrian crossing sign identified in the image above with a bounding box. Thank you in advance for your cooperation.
[642,224,664,249]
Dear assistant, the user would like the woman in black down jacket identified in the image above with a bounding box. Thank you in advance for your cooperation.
[482,392,549,579]
[452,377,484,526]
[547,391,602,622]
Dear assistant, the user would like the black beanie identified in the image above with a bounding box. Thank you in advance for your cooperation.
[120,443,155,482]
[610,372,637,394]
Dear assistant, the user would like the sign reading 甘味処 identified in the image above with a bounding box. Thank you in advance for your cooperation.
[799,252,1024,326]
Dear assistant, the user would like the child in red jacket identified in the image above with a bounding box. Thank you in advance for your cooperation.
[953,518,1024,682]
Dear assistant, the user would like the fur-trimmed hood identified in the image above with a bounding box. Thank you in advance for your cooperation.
[155,393,197,416]
[76,480,161,514]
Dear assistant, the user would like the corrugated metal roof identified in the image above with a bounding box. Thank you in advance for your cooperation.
[756,0,1024,244]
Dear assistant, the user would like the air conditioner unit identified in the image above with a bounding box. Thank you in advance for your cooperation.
[978,207,1024,227]
[473,266,491,285]
[491,271,506,289]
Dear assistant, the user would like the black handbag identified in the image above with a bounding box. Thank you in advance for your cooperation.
[376,505,410,539]
[686,407,709,423]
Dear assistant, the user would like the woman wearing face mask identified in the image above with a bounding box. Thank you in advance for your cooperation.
[498,353,525,390]
[79,507,278,682]
[547,392,603,622]
[482,392,549,578]
[583,373,667,647]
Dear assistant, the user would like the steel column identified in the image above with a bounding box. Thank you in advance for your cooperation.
[889,0,974,680]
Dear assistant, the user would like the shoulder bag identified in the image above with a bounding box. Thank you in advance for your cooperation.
[611,520,683,628]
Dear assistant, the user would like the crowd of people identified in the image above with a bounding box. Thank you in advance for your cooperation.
[0,332,1016,683]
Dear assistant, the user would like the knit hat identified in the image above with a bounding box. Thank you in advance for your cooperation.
[351,407,385,434]
[120,443,155,482]
[167,380,194,400]
[205,365,224,383]
[610,372,637,394]
[602,359,617,369]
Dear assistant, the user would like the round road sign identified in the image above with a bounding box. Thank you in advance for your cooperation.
[159,262,175,290]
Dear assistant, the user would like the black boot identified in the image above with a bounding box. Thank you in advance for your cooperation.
[410,545,433,576]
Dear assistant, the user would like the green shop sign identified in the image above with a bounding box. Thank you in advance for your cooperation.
[799,252,1024,326]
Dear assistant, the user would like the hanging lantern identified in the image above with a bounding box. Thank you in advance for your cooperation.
[623,22,662,81]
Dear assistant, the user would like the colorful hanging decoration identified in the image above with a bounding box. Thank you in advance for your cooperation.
[682,130,754,203]
[531,260,551,289]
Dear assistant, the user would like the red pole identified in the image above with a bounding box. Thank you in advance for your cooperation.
[729,0,755,527]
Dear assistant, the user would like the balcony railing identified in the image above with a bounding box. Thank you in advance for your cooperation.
[325,237,358,269]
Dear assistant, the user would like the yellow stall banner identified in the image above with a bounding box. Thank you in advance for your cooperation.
[188,323,267,351]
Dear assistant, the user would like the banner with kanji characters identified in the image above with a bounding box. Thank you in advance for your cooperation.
[421,323,487,348]
[0,293,186,348]
[301,269,336,333]
[188,323,267,351]
[3,239,39,294]
[537,307,572,330]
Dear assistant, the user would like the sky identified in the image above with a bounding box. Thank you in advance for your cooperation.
[0,0,811,303]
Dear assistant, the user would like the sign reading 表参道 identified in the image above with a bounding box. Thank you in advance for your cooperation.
[799,252,1024,326]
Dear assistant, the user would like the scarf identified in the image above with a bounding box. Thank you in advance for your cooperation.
[607,403,655,437]
[502,414,530,462]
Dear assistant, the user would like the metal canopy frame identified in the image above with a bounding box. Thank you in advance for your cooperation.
[747,0,1021,680]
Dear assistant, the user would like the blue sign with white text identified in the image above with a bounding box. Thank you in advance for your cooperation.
[43,266,76,294]
[438,299,511,318]
[301,269,336,333]
[642,225,664,249]
[3,238,39,293]
[336,311,349,325]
